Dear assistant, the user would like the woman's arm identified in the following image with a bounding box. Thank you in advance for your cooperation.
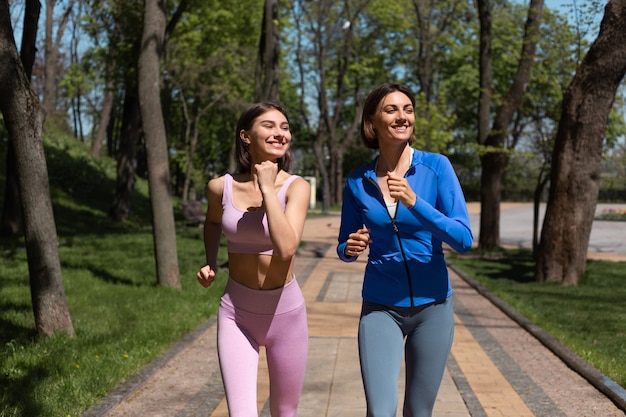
[407,158,473,253]
[198,177,223,288]
[264,176,310,260]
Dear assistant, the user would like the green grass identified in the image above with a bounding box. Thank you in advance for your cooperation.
[448,249,626,389]
[0,135,229,416]
[0,213,230,416]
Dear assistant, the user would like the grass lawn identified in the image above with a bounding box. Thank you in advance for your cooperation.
[0,217,229,417]
[447,249,626,390]
[0,136,229,416]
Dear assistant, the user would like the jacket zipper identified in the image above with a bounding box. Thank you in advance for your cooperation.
[368,176,415,307]
[391,209,415,308]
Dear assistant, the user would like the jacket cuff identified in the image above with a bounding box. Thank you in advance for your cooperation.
[337,242,357,262]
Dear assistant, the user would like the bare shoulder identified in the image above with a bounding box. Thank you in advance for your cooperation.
[285,176,311,207]
[288,175,311,192]
[206,176,225,222]
[206,176,225,197]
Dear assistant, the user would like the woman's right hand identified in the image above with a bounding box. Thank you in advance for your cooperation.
[197,265,216,288]
[345,226,371,257]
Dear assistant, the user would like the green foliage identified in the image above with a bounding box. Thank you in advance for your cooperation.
[164,0,266,187]
[413,91,456,154]
[448,249,626,389]
[24,0,623,207]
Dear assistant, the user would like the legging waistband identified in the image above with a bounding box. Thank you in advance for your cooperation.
[221,276,304,315]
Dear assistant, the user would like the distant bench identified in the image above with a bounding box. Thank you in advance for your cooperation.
[182,201,205,226]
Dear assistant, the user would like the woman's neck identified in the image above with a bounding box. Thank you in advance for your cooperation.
[376,144,411,175]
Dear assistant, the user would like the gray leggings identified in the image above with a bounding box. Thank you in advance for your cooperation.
[358,297,454,417]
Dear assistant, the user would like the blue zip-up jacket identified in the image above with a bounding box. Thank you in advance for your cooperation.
[337,149,473,307]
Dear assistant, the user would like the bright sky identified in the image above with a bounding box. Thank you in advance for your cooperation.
[545,0,570,11]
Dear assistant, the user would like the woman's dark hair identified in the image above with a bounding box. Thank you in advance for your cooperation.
[360,83,417,149]
[234,102,293,173]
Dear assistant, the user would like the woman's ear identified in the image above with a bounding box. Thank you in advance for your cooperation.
[240,130,250,144]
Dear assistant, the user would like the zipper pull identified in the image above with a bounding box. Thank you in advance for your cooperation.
[391,219,398,233]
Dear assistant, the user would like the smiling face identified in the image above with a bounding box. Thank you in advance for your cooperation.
[361,84,417,149]
[370,91,415,146]
[240,108,292,163]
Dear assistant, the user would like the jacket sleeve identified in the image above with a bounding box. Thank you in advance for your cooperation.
[337,179,360,262]
[407,157,473,253]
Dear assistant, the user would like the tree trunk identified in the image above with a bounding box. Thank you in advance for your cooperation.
[42,0,57,116]
[110,86,140,221]
[536,0,626,285]
[1,0,41,237]
[313,131,331,214]
[254,0,280,102]
[0,144,21,236]
[478,151,507,249]
[532,168,549,259]
[138,0,180,289]
[42,0,76,118]
[477,0,544,251]
[476,0,491,147]
[181,98,197,203]
[0,1,74,337]
[91,66,115,157]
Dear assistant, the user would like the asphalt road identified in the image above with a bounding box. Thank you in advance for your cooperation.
[468,202,626,258]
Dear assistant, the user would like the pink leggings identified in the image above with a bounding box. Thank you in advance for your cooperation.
[217,277,308,417]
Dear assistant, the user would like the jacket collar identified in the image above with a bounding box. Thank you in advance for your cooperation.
[364,148,418,182]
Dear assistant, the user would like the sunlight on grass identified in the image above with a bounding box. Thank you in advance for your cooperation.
[0,136,232,416]
[0,210,228,416]
[448,250,626,389]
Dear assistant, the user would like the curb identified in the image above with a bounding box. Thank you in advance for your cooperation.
[81,318,218,417]
[448,262,626,413]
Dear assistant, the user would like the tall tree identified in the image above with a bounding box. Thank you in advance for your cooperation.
[109,79,141,221]
[90,59,116,157]
[476,0,491,170]
[476,0,544,251]
[410,0,467,151]
[138,0,180,288]
[0,0,74,337]
[42,0,77,118]
[254,0,280,102]
[536,0,626,286]
[86,1,145,220]
[83,1,129,158]
[1,0,40,237]
[290,0,372,211]
[176,89,223,202]
[164,0,261,195]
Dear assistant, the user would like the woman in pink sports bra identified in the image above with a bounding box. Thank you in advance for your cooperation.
[197,102,310,416]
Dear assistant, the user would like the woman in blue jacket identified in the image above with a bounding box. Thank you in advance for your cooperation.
[337,83,473,417]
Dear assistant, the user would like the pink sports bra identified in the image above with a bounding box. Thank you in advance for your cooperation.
[221,173,301,255]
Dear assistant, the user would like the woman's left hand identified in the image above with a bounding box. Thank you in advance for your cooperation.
[345,226,371,257]
[254,160,279,192]
[387,171,417,207]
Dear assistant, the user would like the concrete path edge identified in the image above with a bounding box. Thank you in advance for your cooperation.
[448,263,626,413]
[81,318,217,417]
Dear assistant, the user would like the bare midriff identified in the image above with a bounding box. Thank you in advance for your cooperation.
[228,252,295,290]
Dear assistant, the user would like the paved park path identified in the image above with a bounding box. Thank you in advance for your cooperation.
[82,203,626,417]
